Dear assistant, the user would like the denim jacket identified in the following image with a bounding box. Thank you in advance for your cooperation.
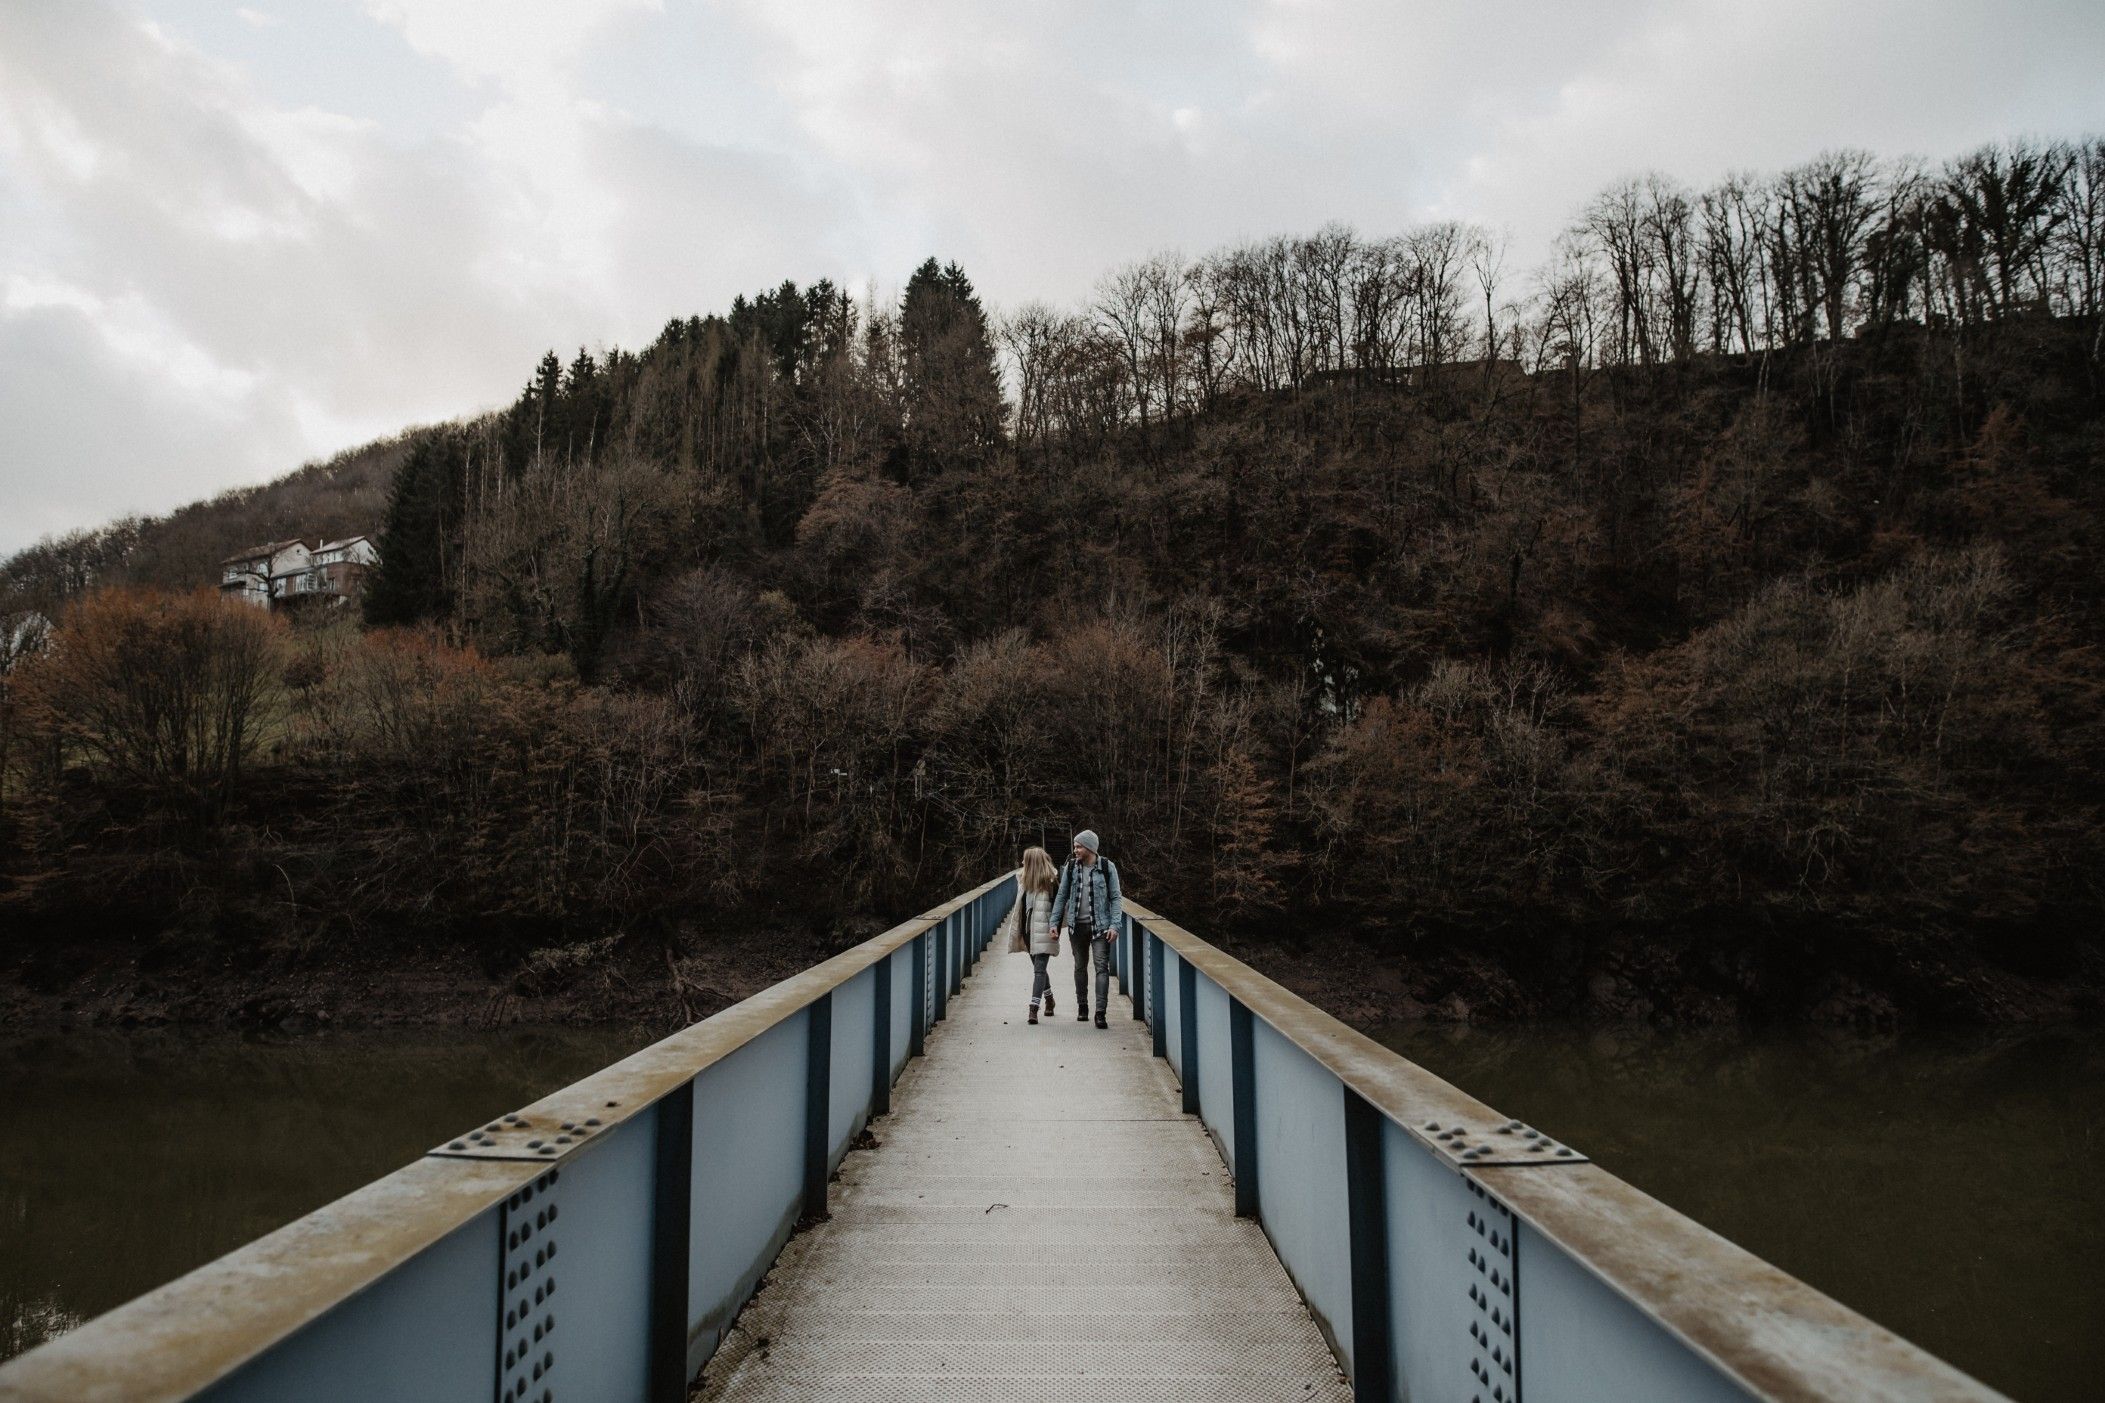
[1049,856,1123,938]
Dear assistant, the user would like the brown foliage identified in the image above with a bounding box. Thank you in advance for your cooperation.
[14,589,284,825]
[734,632,930,899]
[1596,548,2072,927]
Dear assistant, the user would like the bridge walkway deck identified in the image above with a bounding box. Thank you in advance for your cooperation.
[694,939,1351,1401]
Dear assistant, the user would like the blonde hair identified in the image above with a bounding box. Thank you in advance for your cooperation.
[1020,846,1058,894]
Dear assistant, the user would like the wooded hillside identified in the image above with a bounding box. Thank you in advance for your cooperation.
[5,138,2101,1027]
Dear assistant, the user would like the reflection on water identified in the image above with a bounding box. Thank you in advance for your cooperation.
[0,1025,646,1363]
[1374,1021,2105,1403]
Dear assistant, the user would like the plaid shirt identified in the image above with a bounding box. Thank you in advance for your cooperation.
[1049,856,1123,937]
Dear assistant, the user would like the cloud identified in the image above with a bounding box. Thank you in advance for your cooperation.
[1245,0,2105,263]
[0,0,836,557]
[2,0,2102,559]
[0,296,306,547]
[362,0,659,92]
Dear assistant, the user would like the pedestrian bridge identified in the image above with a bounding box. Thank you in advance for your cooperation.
[0,875,2003,1401]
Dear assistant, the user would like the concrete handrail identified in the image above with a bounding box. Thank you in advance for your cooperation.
[0,872,1019,1403]
[1117,900,2008,1403]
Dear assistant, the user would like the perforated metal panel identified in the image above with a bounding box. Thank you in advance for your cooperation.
[1464,1178,1521,1403]
[495,1169,562,1403]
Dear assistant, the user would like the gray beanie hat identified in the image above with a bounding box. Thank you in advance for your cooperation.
[1073,829,1100,855]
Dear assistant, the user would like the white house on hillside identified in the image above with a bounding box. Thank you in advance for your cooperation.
[280,536,380,603]
[219,540,311,608]
[218,535,380,608]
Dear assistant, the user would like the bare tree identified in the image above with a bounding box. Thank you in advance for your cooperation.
[1582,178,1656,365]
[1294,223,1359,377]
[1940,139,2073,318]
[1140,251,1192,424]
[1094,260,1156,435]
[1701,174,1770,354]
[1534,234,1607,468]
[1406,221,1475,376]
[2050,137,2105,325]
[1182,253,1241,409]
[1468,226,1509,369]
[1639,176,1701,361]
[16,590,284,824]
[1001,302,1070,445]
[1794,150,1882,341]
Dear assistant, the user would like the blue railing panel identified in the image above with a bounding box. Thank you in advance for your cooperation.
[828,965,877,1161]
[1251,1017,1355,1371]
[1162,946,1185,1079]
[1193,969,1234,1171]
[554,1109,657,1402]
[200,1205,498,1403]
[1380,1115,1497,1400]
[685,1011,808,1370]
[1517,1221,1754,1403]
[887,944,913,1082]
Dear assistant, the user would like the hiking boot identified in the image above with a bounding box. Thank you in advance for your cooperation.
[1094,1011,1108,1029]
[1028,1005,1038,1025]
[1043,992,1054,1016]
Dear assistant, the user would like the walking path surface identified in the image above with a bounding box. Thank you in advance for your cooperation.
[695,940,1353,1401]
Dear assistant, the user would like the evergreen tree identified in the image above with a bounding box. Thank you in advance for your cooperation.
[532,349,564,460]
[900,257,1006,471]
[363,433,463,626]
[566,348,601,461]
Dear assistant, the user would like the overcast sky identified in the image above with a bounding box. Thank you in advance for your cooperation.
[3,0,2102,558]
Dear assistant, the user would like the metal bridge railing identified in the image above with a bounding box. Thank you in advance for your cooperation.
[3,878,2007,1403]
[0,873,1018,1403]
[1111,901,2007,1403]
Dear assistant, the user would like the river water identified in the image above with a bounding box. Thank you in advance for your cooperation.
[1374,1021,2104,1403]
[0,1026,645,1362]
[2,1022,2098,1400]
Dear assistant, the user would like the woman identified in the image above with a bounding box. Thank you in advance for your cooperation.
[1016,846,1061,1024]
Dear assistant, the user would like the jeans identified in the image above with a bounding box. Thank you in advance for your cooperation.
[1030,953,1052,1006]
[1069,926,1112,1012]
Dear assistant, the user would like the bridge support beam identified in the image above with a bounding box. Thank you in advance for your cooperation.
[648,1079,695,1403]
[1179,957,1200,1115]
[871,954,892,1118]
[909,933,926,1058]
[802,992,833,1220]
[1129,917,1144,1020]
[1344,1087,1394,1403]
[1231,998,1258,1218]
[1149,932,1167,1058]
[934,918,949,1023]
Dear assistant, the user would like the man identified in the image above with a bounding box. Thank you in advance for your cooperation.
[1048,828,1122,1029]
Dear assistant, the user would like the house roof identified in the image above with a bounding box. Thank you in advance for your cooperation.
[221,539,308,566]
[314,535,372,553]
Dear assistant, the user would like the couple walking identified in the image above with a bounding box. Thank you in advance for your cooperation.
[1015,829,1122,1029]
